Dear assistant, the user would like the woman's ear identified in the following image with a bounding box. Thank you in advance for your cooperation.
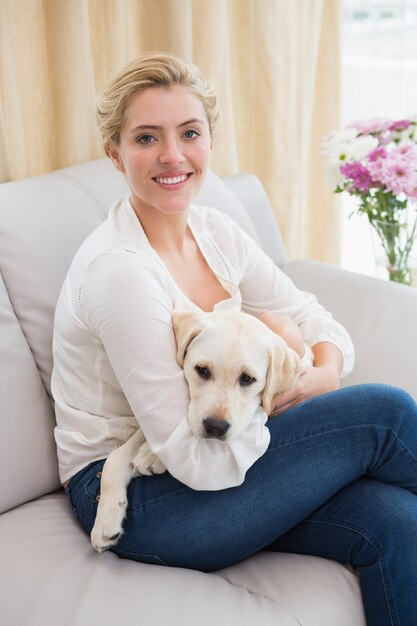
[105,142,126,173]
[172,312,203,367]
[261,338,300,415]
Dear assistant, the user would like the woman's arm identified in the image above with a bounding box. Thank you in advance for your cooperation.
[215,212,353,412]
[259,310,305,357]
[259,309,343,414]
[218,213,354,380]
[81,251,270,491]
[269,342,343,415]
[218,215,354,378]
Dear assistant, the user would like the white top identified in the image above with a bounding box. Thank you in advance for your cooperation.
[52,196,354,490]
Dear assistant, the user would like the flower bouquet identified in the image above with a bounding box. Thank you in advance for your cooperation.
[322,117,417,285]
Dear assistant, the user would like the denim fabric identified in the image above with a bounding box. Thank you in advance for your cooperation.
[67,384,417,626]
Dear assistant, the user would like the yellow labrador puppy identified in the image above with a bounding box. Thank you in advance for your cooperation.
[91,310,303,552]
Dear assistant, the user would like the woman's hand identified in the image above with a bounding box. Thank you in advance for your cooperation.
[270,342,343,415]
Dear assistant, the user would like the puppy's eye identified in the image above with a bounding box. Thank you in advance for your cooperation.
[195,365,211,380]
[239,372,256,386]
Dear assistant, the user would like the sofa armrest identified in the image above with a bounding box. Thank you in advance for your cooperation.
[284,259,417,400]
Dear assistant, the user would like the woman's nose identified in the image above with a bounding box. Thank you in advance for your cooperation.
[158,138,184,164]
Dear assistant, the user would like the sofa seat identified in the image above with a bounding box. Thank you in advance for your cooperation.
[1,492,365,626]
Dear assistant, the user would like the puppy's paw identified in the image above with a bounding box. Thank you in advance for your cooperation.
[91,499,127,553]
[133,441,166,476]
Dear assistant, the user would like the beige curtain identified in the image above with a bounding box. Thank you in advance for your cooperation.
[0,0,342,263]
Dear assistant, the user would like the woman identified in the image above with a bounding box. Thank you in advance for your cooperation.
[52,53,417,625]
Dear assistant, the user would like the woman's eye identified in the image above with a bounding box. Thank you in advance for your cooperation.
[195,365,211,380]
[137,134,155,144]
[183,129,199,140]
[239,372,256,386]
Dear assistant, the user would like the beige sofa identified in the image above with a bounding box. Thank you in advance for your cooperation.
[1,159,417,625]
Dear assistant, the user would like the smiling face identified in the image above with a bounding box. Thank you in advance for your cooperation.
[107,86,212,217]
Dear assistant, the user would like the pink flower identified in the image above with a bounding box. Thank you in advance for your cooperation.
[340,161,374,193]
[368,146,387,162]
[374,154,417,196]
[350,118,393,135]
[367,158,385,183]
[385,165,410,195]
[408,185,417,201]
[388,119,412,132]
[393,141,417,160]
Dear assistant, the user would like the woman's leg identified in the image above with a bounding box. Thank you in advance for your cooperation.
[269,478,417,626]
[67,385,417,590]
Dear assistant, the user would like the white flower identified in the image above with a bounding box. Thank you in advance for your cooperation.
[324,128,358,145]
[348,135,379,161]
[323,140,353,168]
[322,129,378,169]
[325,165,344,191]
[322,128,358,157]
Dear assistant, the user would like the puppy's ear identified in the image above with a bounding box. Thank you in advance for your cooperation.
[172,312,203,367]
[261,338,300,415]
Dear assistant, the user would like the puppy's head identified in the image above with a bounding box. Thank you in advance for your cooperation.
[172,311,300,441]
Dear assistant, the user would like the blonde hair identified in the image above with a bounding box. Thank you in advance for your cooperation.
[96,53,220,150]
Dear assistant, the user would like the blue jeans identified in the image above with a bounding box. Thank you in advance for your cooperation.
[66,384,417,626]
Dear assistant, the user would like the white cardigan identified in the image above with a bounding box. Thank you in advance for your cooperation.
[52,196,354,489]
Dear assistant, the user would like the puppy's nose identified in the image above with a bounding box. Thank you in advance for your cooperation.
[203,417,230,439]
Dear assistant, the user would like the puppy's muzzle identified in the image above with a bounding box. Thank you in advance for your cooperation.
[203,417,230,439]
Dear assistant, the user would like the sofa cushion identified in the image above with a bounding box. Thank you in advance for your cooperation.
[224,172,288,267]
[0,162,122,395]
[0,273,59,513]
[284,259,417,398]
[0,492,365,626]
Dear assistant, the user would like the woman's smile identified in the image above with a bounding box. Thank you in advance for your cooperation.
[152,171,193,189]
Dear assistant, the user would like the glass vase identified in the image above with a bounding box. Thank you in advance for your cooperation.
[370,212,417,286]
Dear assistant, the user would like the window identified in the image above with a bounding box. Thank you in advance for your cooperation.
[341,0,417,276]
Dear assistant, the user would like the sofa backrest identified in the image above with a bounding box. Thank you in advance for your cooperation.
[0,159,287,513]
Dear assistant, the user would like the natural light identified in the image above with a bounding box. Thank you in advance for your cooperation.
[341,0,417,278]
